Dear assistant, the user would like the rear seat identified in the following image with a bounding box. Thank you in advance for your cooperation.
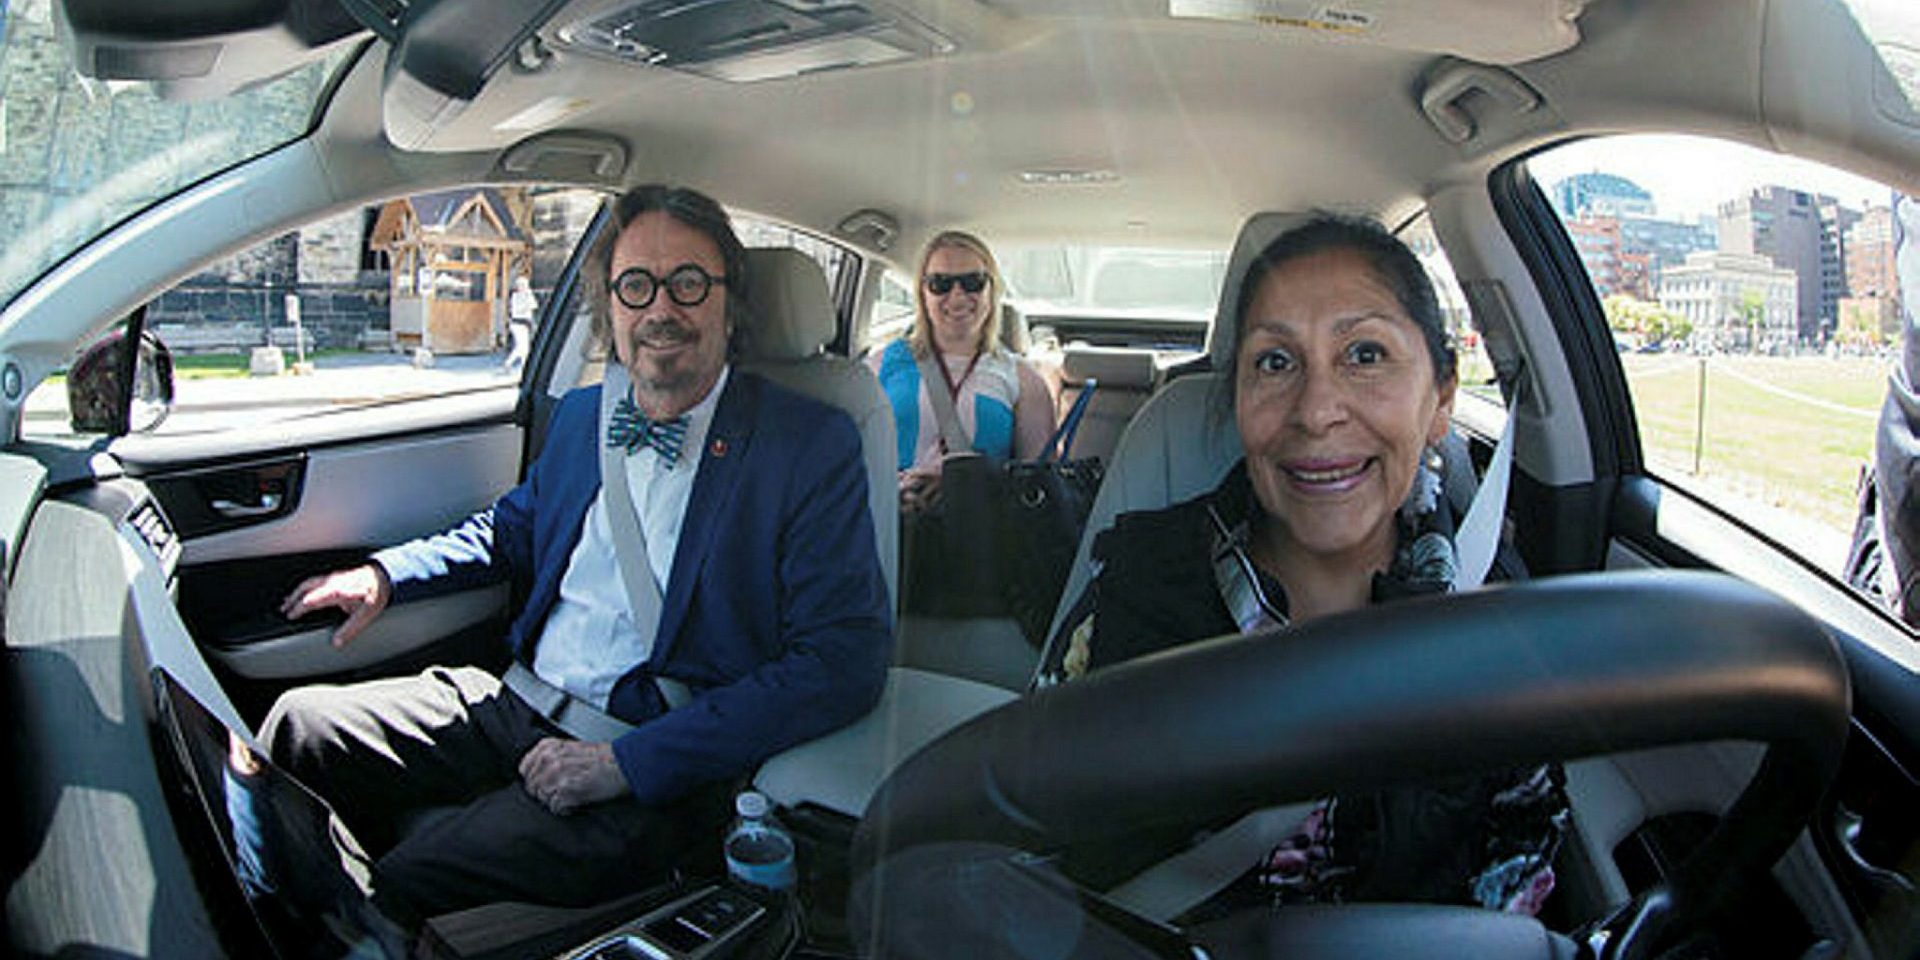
[1057,342,1159,464]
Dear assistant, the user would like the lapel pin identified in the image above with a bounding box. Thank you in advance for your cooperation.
[710,437,729,458]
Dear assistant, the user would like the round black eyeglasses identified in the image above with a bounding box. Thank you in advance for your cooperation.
[611,264,729,310]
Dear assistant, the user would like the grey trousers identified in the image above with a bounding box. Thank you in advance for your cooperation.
[259,665,730,928]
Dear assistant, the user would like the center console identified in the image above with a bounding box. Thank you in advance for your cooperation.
[561,885,783,960]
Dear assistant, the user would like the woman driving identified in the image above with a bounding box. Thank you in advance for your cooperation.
[869,230,1056,513]
[1048,215,1567,914]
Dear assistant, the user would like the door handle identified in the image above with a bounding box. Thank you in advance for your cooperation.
[1834,806,1917,895]
[209,492,283,519]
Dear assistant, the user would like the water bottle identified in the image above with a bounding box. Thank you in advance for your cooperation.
[724,790,797,895]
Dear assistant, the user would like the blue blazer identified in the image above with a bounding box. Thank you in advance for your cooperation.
[375,371,893,805]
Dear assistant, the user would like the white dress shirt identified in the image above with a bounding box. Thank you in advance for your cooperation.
[533,367,729,709]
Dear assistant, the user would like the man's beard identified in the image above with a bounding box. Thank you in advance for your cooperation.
[625,318,707,394]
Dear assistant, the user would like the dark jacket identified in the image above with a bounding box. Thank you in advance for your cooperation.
[1066,464,1562,909]
[374,372,894,805]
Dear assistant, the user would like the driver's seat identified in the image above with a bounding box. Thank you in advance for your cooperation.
[1025,211,1495,923]
[1034,212,1305,679]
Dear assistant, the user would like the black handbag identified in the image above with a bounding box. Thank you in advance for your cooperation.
[899,362,1104,636]
[997,386,1102,644]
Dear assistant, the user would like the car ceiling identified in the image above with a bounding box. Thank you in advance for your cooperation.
[87,0,1920,261]
[322,0,1626,253]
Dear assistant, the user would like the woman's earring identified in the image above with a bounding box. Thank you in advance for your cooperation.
[1403,445,1443,519]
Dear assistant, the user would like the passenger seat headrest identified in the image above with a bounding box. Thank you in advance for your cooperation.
[743,247,835,361]
[1061,344,1155,389]
[1203,211,1315,369]
[1000,302,1030,354]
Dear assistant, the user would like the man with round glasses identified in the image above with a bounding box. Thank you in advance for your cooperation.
[259,184,891,927]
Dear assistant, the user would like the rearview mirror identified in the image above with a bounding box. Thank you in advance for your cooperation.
[68,324,175,436]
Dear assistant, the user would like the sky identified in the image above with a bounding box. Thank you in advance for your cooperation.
[1527,134,1896,223]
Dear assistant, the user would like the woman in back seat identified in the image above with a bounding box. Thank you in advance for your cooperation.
[868,230,1055,513]
[1045,215,1569,917]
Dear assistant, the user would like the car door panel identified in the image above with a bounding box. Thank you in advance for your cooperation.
[146,422,520,565]
[202,583,510,680]
[1587,436,1920,960]
[116,397,522,685]
[1441,159,1920,956]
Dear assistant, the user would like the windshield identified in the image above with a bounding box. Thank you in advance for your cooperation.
[999,244,1227,319]
[0,0,356,309]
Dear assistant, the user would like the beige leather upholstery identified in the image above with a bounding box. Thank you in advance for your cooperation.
[739,247,899,610]
[1057,342,1162,464]
[1000,301,1030,354]
[1201,211,1314,368]
[1040,372,1243,653]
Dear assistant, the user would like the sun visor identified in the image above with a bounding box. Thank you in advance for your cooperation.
[1165,0,1591,65]
[55,0,365,100]
[382,0,574,149]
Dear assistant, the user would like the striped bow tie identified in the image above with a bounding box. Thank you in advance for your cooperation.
[606,397,690,465]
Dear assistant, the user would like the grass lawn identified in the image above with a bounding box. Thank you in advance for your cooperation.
[1621,354,1885,535]
[173,349,370,379]
[173,353,253,379]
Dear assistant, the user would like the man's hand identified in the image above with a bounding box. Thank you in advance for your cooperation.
[281,564,392,649]
[519,738,627,816]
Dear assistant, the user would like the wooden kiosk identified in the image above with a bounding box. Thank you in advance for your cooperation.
[371,189,531,354]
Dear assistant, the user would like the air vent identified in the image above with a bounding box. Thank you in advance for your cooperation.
[556,0,956,83]
[128,500,182,572]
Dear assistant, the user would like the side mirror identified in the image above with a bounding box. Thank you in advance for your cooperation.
[68,324,175,435]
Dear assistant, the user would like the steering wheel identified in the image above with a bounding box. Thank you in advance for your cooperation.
[849,570,1850,960]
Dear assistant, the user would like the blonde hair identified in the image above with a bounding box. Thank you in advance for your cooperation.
[909,230,1005,358]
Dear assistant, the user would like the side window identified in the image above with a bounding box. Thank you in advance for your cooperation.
[1400,213,1501,410]
[1527,135,1901,614]
[864,270,915,354]
[25,186,606,438]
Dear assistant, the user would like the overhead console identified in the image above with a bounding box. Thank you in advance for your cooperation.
[553,0,958,83]
[377,0,1024,150]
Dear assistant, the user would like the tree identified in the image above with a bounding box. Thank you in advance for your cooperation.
[1602,294,1691,348]
[1736,288,1767,351]
[1837,298,1890,351]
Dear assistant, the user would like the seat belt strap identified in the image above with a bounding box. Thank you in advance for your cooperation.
[915,351,974,455]
[1105,802,1319,922]
[1452,410,1515,592]
[595,365,693,711]
[503,661,638,743]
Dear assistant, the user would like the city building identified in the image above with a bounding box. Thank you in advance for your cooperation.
[1551,172,1656,220]
[1658,250,1798,351]
[1552,173,1712,298]
[1846,203,1901,338]
[1618,215,1716,271]
[1717,185,1855,341]
[1818,197,1862,339]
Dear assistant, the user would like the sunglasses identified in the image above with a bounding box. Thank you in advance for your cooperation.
[924,272,989,296]
[611,264,729,310]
